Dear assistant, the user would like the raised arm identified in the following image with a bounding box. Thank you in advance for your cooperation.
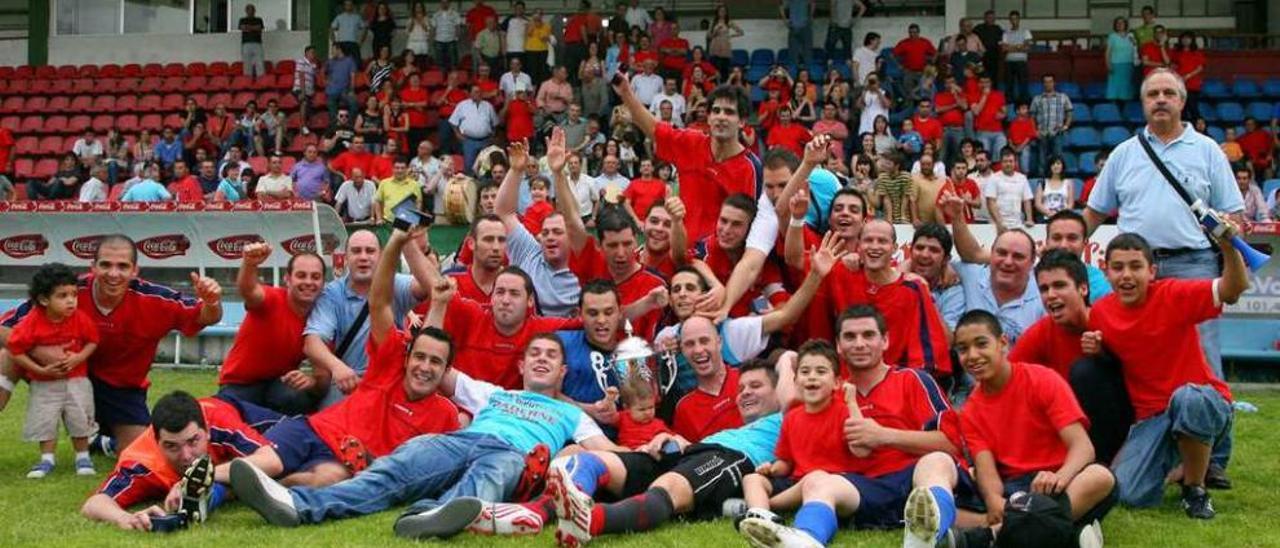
[764,229,845,334]
[783,190,810,270]
[666,195,690,265]
[370,227,416,346]
[941,191,991,263]
[189,272,223,327]
[495,140,529,230]
[236,242,271,308]
[546,128,588,252]
[610,72,658,139]
[1216,218,1250,304]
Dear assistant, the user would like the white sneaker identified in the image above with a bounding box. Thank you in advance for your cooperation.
[229,459,299,527]
[903,487,942,548]
[465,502,544,536]
[738,517,824,548]
[549,461,595,547]
[1078,519,1105,548]
[74,456,96,476]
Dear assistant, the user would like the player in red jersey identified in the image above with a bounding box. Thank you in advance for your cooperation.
[232,227,462,487]
[693,194,791,317]
[611,72,762,244]
[446,214,508,306]
[216,242,326,415]
[952,310,1115,544]
[1094,232,1247,519]
[81,391,271,531]
[0,235,222,452]
[670,316,743,442]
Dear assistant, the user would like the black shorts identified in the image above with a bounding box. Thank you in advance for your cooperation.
[90,376,149,429]
[614,444,754,520]
[1003,472,1117,526]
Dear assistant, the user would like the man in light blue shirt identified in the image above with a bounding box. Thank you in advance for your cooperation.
[120,163,171,202]
[302,229,427,407]
[153,128,183,169]
[1084,67,1243,484]
[329,0,365,59]
[449,85,499,176]
[942,203,1045,344]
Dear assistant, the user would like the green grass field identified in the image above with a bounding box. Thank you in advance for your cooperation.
[0,370,1277,547]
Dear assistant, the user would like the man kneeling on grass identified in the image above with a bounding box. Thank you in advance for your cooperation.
[81,391,272,531]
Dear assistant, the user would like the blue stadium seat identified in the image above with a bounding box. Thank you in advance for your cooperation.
[750,48,775,67]
[1078,151,1100,175]
[746,66,769,84]
[1264,78,1280,98]
[1206,126,1226,142]
[1092,103,1121,124]
[1073,104,1092,124]
[806,64,826,82]
[812,49,828,64]
[831,61,852,80]
[1233,79,1262,99]
[1247,102,1274,122]
[1072,178,1084,199]
[1217,101,1245,123]
[1062,152,1079,174]
[1101,126,1130,148]
[1202,79,1230,99]
[749,85,766,104]
[1263,179,1280,202]
[1220,317,1280,362]
[1083,82,1105,101]
[777,48,791,64]
[1027,82,1044,97]
[1123,102,1145,124]
[1199,102,1219,122]
[1068,127,1100,149]
[1058,82,1081,100]
[732,49,749,67]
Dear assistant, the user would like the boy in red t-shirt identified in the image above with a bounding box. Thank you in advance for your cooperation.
[765,108,813,158]
[7,263,100,478]
[937,159,982,224]
[952,310,1116,540]
[1094,232,1248,519]
[1007,103,1037,176]
[621,159,668,227]
[757,88,784,135]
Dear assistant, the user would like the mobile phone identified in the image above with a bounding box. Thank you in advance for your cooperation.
[391,196,434,231]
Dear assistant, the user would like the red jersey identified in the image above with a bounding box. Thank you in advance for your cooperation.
[505,98,536,142]
[622,178,667,222]
[442,295,581,388]
[617,413,674,448]
[368,155,395,181]
[6,306,99,382]
[934,91,965,127]
[1238,129,1274,166]
[465,5,497,39]
[571,239,668,341]
[757,100,782,132]
[437,88,469,118]
[814,265,953,376]
[696,235,789,317]
[98,398,266,508]
[775,397,860,479]
[1139,43,1169,76]
[1173,49,1205,91]
[1008,117,1037,147]
[564,13,601,44]
[960,362,1087,478]
[1089,279,1231,420]
[938,179,979,223]
[655,123,762,243]
[218,286,307,386]
[168,176,205,203]
[659,38,691,72]
[849,367,952,477]
[911,115,944,146]
[330,150,374,179]
[522,200,554,235]
[636,245,693,281]
[760,78,792,104]
[399,87,430,127]
[673,367,743,442]
[308,327,461,459]
[893,37,937,72]
[969,90,1006,133]
[1008,316,1084,380]
[449,269,492,306]
[681,61,719,83]
[766,123,812,157]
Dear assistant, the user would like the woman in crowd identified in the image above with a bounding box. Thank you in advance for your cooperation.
[406,2,432,57]
[872,115,896,156]
[368,45,396,97]
[1105,16,1137,101]
[369,2,397,61]
[1034,155,1076,221]
[789,81,817,126]
[356,96,386,154]
[1173,30,1206,121]
[648,7,677,50]
[707,3,743,77]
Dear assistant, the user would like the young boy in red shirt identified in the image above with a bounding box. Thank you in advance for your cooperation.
[1093,231,1248,519]
[621,159,668,227]
[1007,102,1037,176]
[953,309,1115,545]
[7,263,100,478]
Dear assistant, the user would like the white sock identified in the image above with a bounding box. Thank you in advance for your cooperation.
[75,451,90,461]
[0,376,14,392]
[40,453,54,464]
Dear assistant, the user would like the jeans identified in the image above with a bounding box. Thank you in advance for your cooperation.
[289,431,524,523]
[1155,248,1230,469]
[942,127,966,167]
[976,131,1007,158]
[336,42,360,59]
[824,25,853,61]
[217,380,318,417]
[435,40,458,73]
[326,91,358,122]
[1069,354,1134,466]
[1112,384,1232,507]
[1017,146,1033,178]
[26,180,73,200]
[1004,61,1028,104]
[242,42,265,78]
[461,136,490,176]
[787,24,813,67]
[1037,132,1066,178]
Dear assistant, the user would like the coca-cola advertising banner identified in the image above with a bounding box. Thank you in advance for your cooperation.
[0,201,347,269]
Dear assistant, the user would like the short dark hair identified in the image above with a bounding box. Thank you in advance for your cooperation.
[912,223,953,258]
[763,147,800,172]
[672,265,710,291]
[738,357,778,386]
[95,234,138,265]
[29,263,78,302]
[471,213,505,237]
[706,85,750,122]
[723,192,758,219]
[286,252,326,277]
[863,32,880,46]
[526,332,567,360]
[956,309,1003,337]
[796,339,840,376]
[579,278,620,307]
[1046,209,1087,238]
[151,391,206,438]
[1035,249,1090,302]
[498,265,536,297]
[1105,232,1154,265]
[1009,10,1021,17]
[595,206,639,241]
[409,325,455,364]
[837,304,886,336]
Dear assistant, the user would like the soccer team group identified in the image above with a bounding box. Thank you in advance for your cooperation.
[0,68,1251,547]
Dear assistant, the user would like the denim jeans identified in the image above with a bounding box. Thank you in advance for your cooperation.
[435,40,459,73]
[1154,248,1231,468]
[289,431,524,524]
[1004,61,1028,104]
[976,131,1007,159]
[461,136,490,176]
[326,91,358,122]
[787,24,813,67]
[1037,132,1065,178]
[1113,384,1232,507]
[824,25,853,61]
[1018,146,1033,178]
[942,127,966,166]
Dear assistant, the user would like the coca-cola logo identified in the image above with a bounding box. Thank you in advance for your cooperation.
[90,202,118,212]
[207,234,264,260]
[0,234,50,259]
[280,234,339,255]
[64,235,107,259]
[137,234,191,260]
[61,202,89,212]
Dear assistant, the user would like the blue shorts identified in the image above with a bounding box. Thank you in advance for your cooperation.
[90,376,149,429]
[215,392,288,434]
[842,463,980,530]
[264,416,338,476]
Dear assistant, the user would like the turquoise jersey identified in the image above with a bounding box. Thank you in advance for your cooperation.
[703,412,783,467]
[465,389,592,454]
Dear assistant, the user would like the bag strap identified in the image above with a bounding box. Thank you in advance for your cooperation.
[1135,129,1196,207]
[334,302,370,359]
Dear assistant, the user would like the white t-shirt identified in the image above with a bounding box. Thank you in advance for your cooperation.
[334,180,376,221]
[852,46,879,84]
[78,178,107,202]
[571,173,596,217]
[745,195,778,254]
[858,90,889,135]
[630,73,665,107]
[592,173,631,196]
[499,71,533,99]
[910,161,948,178]
[432,9,462,42]
[256,173,294,196]
[503,16,528,53]
[1002,28,1033,62]
[654,315,769,364]
[983,171,1032,227]
[648,92,687,127]
[73,139,103,160]
[625,7,653,29]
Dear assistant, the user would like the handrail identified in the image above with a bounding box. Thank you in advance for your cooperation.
[1027,33,1280,51]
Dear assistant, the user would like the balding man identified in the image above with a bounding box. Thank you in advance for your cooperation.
[303,230,430,407]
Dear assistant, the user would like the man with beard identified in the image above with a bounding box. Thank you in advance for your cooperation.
[303,230,430,407]
[216,243,327,415]
[227,228,462,488]
[907,223,966,330]
[555,280,626,427]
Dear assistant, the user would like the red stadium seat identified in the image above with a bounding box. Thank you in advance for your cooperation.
[208,61,231,76]
[14,136,38,155]
[121,64,143,77]
[0,116,19,130]
[163,63,185,77]
[231,91,256,109]
[91,95,116,113]
[61,135,79,152]
[162,113,183,129]
[161,76,184,92]
[287,132,318,153]
[138,94,163,113]
[185,62,207,77]
[188,93,208,108]
[24,96,48,114]
[421,69,444,88]
[0,97,23,114]
[34,66,56,79]
[97,64,121,78]
[7,80,31,96]
[91,114,114,132]
[248,156,268,173]
[181,75,208,93]
[139,113,163,130]
[251,74,275,91]
[307,112,329,130]
[274,73,294,91]
[68,95,93,113]
[285,112,303,130]
[0,66,14,79]
[281,156,296,172]
[46,96,70,114]
[21,115,47,134]
[311,92,326,109]
[229,62,244,75]
[76,64,99,78]
[33,158,59,179]
[92,78,120,95]
[36,136,62,155]
[0,79,8,94]
[278,93,298,110]
[208,92,233,109]
[13,66,34,79]
[13,158,33,180]
[257,91,280,108]
[115,95,138,113]
[161,94,185,112]
[55,65,78,79]
[67,115,92,133]
[230,75,254,91]
[138,76,163,93]
[71,78,94,94]
[206,75,231,92]
[115,114,139,132]
[142,63,164,77]
[273,59,295,76]
[117,77,141,93]
[30,80,56,96]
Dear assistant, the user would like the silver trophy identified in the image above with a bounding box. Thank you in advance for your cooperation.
[613,320,656,385]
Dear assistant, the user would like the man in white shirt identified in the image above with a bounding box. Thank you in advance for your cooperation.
[983,147,1034,231]
[624,0,652,30]
[567,153,597,225]
[334,167,376,223]
[1001,10,1033,104]
[256,155,295,201]
[71,130,104,168]
[432,0,463,72]
[970,148,996,222]
[78,164,108,203]
[648,78,687,128]
[629,62,665,107]
[499,57,533,100]
[592,155,630,209]
[851,32,881,86]
[449,85,499,176]
[410,140,443,211]
[502,2,529,67]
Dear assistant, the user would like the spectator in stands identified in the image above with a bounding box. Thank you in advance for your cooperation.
[229,100,262,155]
[167,160,202,202]
[330,135,374,181]
[367,47,395,98]
[1133,5,1158,45]
[938,158,981,223]
[373,158,423,227]
[971,75,1008,159]
[259,99,286,156]
[72,130,104,169]
[985,147,1034,230]
[499,57,533,100]
[1238,117,1274,177]
[913,151,946,223]
[196,159,221,198]
[812,102,850,159]
[858,75,892,136]
[537,66,576,125]
[293,46,319,135]
[972,10,1004,83]
[824,0,866,62]
[214,164,245,201]
[780,0,815,67]
[1105,17,1137,102]
[450,85,499,175]
[580,68,610,122]
[325,49,360,123]
[27,154,78,201]
[1007,102,1036,174]
[1139,25,1171,77]
[851,32,881,87]
[291,144,330,201]
[524,9,552,85]
[1029,75,1073,177]
[1220,128,1244,163]
[153,127,183,169]
[355,97,387,155]
[335,168,376,223]
[707,4,744,78]
[406,2,431,57]
[257,155,295,201]
[238,4,266,77]
[894,23,937,98]
[874,150,915,224]
[1035,156,1075,220]
[323,108,357,154]
[935,74,969,165]
[432,0,463,73]
[1172,31,1205,121]
[501,2,529,69]
[181,96,207,132]
[1000,10,1032,104]
[564,2,603,85]
[331,0,365,59]
[219,144,251,178]
[78,164,108,203]
[367,2,396,62]
[474,16,502,75]
[120,163,170,202]
[1237,163,1272,222]
[649,78,687,127]
[648,6,677,50]
[184,122,219,168]
[465,0,497,47]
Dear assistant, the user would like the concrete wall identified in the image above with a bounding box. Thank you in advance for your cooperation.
[0,37,27,66]
[46,30,311,66]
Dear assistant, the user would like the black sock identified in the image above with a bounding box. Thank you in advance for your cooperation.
[599,487,676,535]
